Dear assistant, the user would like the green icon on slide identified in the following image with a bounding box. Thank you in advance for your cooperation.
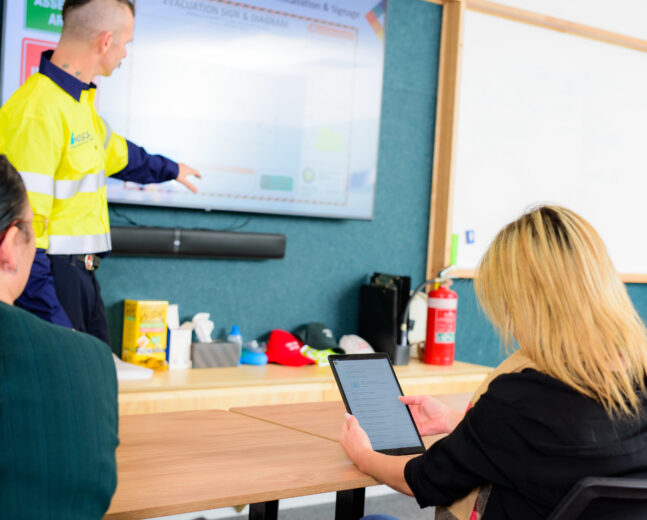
[302,168,315,183]
[26,0,63,34]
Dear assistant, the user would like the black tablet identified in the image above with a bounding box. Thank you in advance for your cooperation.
[329,353,425,455]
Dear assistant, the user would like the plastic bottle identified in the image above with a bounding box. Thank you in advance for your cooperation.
[227,325,243,350]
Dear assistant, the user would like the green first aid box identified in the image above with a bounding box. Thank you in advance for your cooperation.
[25,0,64,34]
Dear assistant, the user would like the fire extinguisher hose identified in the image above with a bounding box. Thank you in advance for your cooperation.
[398,266,455,347]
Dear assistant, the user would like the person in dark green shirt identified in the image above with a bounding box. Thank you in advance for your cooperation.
[0,154,119,519]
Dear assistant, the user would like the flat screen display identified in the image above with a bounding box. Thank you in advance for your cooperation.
[0,0,386,219]
[330,353,425,455]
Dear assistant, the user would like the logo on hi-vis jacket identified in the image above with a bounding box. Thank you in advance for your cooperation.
[70,131,93,148]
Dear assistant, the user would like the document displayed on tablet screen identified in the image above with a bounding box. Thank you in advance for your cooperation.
[330,354,425,455]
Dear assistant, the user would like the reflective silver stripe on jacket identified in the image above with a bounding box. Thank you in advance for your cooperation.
[46,233,112,255]
[100,116,112,149]
[54,171,106,200]
[19,171,54,196]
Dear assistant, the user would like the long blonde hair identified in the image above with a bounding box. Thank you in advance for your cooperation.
[475,205,647,417]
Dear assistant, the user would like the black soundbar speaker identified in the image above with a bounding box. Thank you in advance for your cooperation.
[110,226,286,259]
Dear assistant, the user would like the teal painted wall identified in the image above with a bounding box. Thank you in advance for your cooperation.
[98,0,446,356]
[99,0,647,368]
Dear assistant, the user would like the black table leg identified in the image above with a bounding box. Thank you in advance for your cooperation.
[249,500,279,520]
[335,488,366,520]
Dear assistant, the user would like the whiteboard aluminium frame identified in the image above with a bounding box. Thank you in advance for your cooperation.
[424,0,647,283]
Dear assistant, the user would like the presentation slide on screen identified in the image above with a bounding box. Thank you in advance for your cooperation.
[332,357,421,451]
[1,0,386,219]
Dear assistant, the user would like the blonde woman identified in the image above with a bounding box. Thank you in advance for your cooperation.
[340,205,647,519]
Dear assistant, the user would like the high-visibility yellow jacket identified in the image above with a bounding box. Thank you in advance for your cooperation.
[0,51,178,254]
[0,51,178,328]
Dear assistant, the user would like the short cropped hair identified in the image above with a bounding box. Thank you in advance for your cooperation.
[62,0,135,21]
[475,205,647,418]
[0,155,28,236]
[61,0,135,41]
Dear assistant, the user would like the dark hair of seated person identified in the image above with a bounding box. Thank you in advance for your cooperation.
[0,154,28,238]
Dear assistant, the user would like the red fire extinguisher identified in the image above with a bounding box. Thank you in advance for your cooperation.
[424,283,457,365]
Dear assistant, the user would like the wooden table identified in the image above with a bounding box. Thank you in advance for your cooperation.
[230,393,472,445]
[118,358,491,415]
[225,394,473,517]
[105,409,377,520]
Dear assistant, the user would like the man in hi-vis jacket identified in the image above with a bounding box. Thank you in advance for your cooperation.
[0,0,201,344]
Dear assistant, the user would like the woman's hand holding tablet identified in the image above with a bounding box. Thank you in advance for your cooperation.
[399,394,465,436]
[339,413,373,470]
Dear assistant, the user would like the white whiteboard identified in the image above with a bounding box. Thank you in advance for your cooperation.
[451,10,647,274]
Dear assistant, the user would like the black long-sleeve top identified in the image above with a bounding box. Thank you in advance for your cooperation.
[404,369,647,519]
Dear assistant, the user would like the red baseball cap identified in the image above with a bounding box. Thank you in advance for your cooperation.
[266,330,315,367]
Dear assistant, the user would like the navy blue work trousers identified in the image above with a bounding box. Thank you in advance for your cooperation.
[49,255,111,347]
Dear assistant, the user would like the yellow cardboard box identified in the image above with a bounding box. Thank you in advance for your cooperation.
[122,300,168,370]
